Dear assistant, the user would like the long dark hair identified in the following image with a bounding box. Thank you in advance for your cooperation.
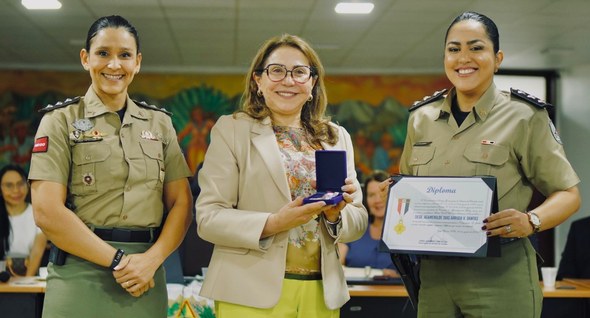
[0,164,29,260]
[85,15,140,53]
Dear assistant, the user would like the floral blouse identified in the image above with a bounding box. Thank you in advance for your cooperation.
[273,125,322,276]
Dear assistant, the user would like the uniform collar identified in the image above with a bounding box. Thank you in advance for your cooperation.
[126,97,152,121]
[434,90,453,121]
[83,87,111,118]
[471,83,498,121]
[82,87,151,120]
[436,83,498,122]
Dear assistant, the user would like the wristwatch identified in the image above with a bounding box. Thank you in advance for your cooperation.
[527,212,541,234]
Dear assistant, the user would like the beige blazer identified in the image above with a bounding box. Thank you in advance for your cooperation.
[196,114,368,310]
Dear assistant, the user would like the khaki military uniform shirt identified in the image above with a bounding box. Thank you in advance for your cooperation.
[29,87,191,228]
[400,84,579,212]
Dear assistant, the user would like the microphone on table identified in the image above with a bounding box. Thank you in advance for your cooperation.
[0,271,10,282]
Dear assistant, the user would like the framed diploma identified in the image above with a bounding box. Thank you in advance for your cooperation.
[380,176,500,258]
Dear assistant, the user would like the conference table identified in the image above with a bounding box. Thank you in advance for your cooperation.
[344,279,590,318]
[2,277,590,318]
[0,277,45,318]
[347,278,590,298]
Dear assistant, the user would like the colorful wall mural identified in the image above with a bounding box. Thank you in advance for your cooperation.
[0,70,450,181]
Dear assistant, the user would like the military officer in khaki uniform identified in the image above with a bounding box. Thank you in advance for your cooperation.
[28,15,192,318]
[386,12,581,318]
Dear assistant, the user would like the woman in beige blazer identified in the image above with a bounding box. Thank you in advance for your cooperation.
[196,34,368,317]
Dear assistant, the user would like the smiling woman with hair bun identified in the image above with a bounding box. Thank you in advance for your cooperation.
[384,11,581,318]
[28,15,192,317]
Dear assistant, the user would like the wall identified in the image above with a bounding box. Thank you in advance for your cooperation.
[2,68,585,265]
[0,70,450,178]
[554,64,590,265]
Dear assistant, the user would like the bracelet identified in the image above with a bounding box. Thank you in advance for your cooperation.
[109,249,125,270]
[325,214,342,225]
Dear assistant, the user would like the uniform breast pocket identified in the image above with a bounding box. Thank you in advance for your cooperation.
[464,144,519,198]
[139,140,165,190]
[71,143,112,195]
[408,146,435,175]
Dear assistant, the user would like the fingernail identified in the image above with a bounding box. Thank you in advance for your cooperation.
[483,219,488,223]
[486,231,492,236]
[481,225,487,230]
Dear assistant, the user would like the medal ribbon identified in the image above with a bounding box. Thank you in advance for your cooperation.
[398,198,410,216]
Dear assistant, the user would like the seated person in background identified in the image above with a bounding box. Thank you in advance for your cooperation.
[339,170,398,277]
[557,216,590,279]
[0,164,47,276]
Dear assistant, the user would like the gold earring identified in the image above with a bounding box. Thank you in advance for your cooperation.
[257,90,263,97]
[308,95,313,102]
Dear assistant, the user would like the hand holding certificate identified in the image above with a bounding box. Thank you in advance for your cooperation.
[381,176,500,258]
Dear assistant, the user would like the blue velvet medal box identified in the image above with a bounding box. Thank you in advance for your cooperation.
[303,150,347,205]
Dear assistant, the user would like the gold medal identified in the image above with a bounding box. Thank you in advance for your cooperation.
[394,220,405,234]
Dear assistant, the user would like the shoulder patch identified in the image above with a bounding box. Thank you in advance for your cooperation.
[32,136,49,153]
[133,99,172,116]
[39,96,81,113]
[409,89,448,112]
[510,88,551,109]
[549,120,563,145]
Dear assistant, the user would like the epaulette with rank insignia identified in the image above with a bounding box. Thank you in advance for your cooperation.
[408,89,448,112]
[133,99,172,116]
[39,96,81,113]
[510,88,551,109]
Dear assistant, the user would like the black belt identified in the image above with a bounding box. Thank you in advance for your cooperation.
[93,228,160,243]
[284,273,322,280]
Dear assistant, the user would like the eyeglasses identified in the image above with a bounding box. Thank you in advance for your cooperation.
[1,181,27,191]
[258,64,315,84]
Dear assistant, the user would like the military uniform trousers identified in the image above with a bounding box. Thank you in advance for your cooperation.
[42,241,167,318]
[418,238,542,318]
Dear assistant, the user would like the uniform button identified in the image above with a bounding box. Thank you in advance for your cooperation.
[482,153,488,159]
[122,215,128,220]
[126,186,131,191]
[413,158,418,162]
[158,153,162,159]
[121,133,125,138]
[85,155,91,160]
[444,160,450,165]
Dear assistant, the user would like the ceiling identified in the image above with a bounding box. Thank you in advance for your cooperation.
[1,0,590,74]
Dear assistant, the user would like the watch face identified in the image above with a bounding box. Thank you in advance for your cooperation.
[529,212,541,232]
[531,213,541,226]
